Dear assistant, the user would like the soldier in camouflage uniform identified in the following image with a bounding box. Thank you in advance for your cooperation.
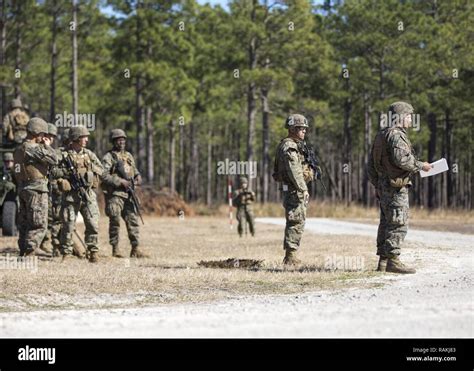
[232,176,256,237]
[101,129,145,258]
[272,114,314,265]
[368,102,432,274]
[12,118,58,256]
[2,99,30,147]
[39,123,59,255]
[55,126,103,263]
[1,152,14,181]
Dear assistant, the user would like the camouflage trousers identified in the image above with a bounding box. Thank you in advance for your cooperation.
[376,185,409,258]
[40,197,62,254]
[17,189,48,255]
[60,191,100,255]
[283,190,307,250]
[236,206,255,236]
[105,195,139,248]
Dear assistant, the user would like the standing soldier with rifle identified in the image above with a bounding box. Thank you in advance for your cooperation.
[272,114,314,265]
[101,129,146,258]
[13,118,57,256]
[55,126,103,263]
[232,176,256,237]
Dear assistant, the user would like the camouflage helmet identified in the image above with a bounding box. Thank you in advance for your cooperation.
[240,176,248,184]
[110,128,127,141]
[48,123,58,137]
[389,101,414,115]
[27,117,49,135]
[69,125,90,141]
[285,114,309,129]
[2,152,13,161]
[10,98,23,109]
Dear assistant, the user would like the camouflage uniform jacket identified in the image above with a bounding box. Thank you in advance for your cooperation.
[13,140,58,192]
[101,149,140,199]
[273,137,309,192]
[368,126,424,188]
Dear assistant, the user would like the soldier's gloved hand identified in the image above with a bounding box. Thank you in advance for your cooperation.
[303,191,310,206]
[421,162,433,172]
[134,174,142,186]
[120,179,131,189]
[58,179,71,192]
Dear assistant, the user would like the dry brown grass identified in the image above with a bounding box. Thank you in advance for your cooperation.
[0,216,380,312]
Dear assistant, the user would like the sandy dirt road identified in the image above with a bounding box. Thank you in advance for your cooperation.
[0,218,472,338]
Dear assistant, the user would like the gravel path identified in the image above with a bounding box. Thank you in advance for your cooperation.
[1,218,472,338]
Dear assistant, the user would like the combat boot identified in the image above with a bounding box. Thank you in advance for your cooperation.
[24,248,35,257]
[386,256,416,274]
[130,246,149,258]
[283,248,301,266]
[377,256,388,272]
[89,251,99,263]
[61,253,73,262]
[112,245,125,258]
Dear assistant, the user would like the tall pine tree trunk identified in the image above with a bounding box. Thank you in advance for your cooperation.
[168,120,176,192]
[0,0,6,119]
[50,0,58,122]
[246,0,258,171]
[14,0,22,99]
[261,83,270,204]
[444,109,453,207]
[71,0,78,122]
[362,93,371,206]
[146,106,154,183]
[427,112,437,208]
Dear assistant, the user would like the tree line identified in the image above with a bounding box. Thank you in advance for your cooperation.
[0,0,472,209]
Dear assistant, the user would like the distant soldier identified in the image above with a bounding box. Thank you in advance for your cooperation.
[2,98,30,147]
[101,129,145,258]
[55,126,103,263]
[12,118,57,256]
[272,114,314,265]
[232,176,256,237]
[1,152,14,182]
[368,102,432,274]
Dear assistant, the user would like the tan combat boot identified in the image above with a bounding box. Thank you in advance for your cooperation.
[61,253,73,262]
[377,256,388,272]
[283,248,301,266]
[112,245,125,258]
[89,251,99,263]
[386,256,416,274]
[130,246,149,258]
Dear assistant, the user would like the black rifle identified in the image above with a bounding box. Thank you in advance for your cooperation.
[64,154,93,219]
[115,159,145,225]
[299,141,327,192]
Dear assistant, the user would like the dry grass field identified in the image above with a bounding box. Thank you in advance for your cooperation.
[0,216,381,312]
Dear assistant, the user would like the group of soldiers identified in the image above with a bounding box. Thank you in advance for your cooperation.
[236,102,432,273]
[2,98,431,273]
[1,99,145,263]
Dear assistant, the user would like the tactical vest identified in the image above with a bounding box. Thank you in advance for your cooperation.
[7,109,30,144]
[272,137,306,184]
[13,142,48,182]
[372,127,412,185]
[111,151,134,178]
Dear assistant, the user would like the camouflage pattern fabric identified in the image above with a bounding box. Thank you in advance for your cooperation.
[232,188,256,236]
[102,149,141,248]
[274,137,310,250]
[369,125,423,258]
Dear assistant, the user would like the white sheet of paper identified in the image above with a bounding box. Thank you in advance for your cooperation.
[420,158,449,178]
